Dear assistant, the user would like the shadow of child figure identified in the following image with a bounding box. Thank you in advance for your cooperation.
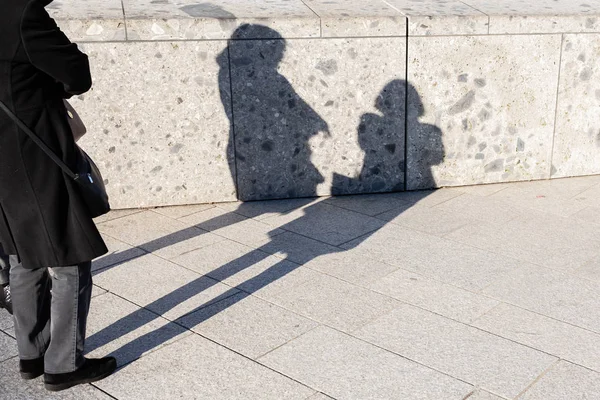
[332,80,444,194]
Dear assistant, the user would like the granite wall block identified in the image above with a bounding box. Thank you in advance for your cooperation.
[228,28,406,201]
[552,34,600,178]
[407,35,562,190]
[71,41,236,209]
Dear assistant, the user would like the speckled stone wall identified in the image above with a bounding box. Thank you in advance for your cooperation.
[70,41,237,209]
[552,34,600,178]
[407,35,562,190]
[49,0,600,207]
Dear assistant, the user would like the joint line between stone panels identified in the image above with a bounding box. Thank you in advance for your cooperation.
[549,33,565,181]
[90,383,119,400]
[226,42,242,200]
[404,19,409,191]
[120,0,128,41]
[298,0,323,37]
[514,359,561,399]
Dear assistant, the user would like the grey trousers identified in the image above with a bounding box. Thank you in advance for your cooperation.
[0,245,9,286]
[10,258,93,374]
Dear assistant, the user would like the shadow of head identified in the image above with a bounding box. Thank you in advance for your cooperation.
[229,24,286,68]
[405,81,445,168]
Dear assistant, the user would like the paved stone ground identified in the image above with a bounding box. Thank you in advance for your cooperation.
[1,176,600,399]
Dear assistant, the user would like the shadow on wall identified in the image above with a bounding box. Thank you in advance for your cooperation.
[86,23,446,370]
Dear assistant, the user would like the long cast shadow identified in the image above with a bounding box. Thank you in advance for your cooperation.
[87,23,445,367]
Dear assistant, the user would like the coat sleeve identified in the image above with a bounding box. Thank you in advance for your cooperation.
[20,1,92,96]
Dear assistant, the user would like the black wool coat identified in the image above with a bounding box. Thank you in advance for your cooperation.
[0,0,107,268]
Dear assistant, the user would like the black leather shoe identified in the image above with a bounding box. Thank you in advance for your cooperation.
[44,357,117,392]
[0,284,11,315]
[20,356,44,380]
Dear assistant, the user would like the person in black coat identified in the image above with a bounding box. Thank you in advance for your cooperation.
[0,0,116,391]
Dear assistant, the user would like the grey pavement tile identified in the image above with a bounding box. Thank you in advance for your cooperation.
[172,238,263,276]
[574,182,600,208]
[202,217,285,248]
[98,210,225,260]
[391,188,464,207]
[0,331,17,362]
[180,199,287,247]
[269,271,400,333]
[472,302,600,372]
[354,304,557,399]
[91,285,107,298]
[574,253,600,282]
[466,390,507,400]
[177,293,318,359]
[216,198,316,220]
[93,234,147,272]
[93,208,144,224]
[178,205,248,231]
[95,334,315,400]
[0,308,12,331]
[151,204,216,220]
[259,326,473,399]
[433,193,525,224]
[573,206,600,226]
[519,361,600,400]
[259,231,340,264]
[171,240,317,300]
[487,180,592,217]
[301,246,401,287]
[0,358,113,400]
[86,293,191,366]
[323,192,411,217]
[446,218,600,272]
[304,393,335,400]
[343,223,523,291]
[369,269,500,323]
[376,203,473,237]
[92,253,239,321]
[260,202,385,246]
[481,264,600,333]
[446,183,510,197]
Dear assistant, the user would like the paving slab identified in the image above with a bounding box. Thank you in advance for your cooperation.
[85,293,191,366]
[95,334,315,400]
[519,361,600,400]
[98,211,225,260]
[261,202,385,246]
[151,204,216,220]
[177,292,319,359]
[0,331,17,362]
[465,390,507,400]
[323,192,411,217]
[354,304,557,398]
[369,269,499,323]
[572,206,600,227]
[0,309,12,331]
[92,234,147,273]
[472,302,600,372]
[481,264,600,333]
[267,272,400,332]
[343,222,524,291]
[92,253,238,321]
[0,358,113,400]
[259,325,474,399]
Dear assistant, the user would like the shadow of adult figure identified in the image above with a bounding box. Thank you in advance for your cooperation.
[86,32,445,370]
[217,24,329,202]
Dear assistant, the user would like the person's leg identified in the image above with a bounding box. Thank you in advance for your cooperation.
[9,258,51,378]
[44,262,93,374]
[43,261,116,392]
[0,246,12,314]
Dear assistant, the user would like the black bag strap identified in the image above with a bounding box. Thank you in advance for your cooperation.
[0,100,76,179]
